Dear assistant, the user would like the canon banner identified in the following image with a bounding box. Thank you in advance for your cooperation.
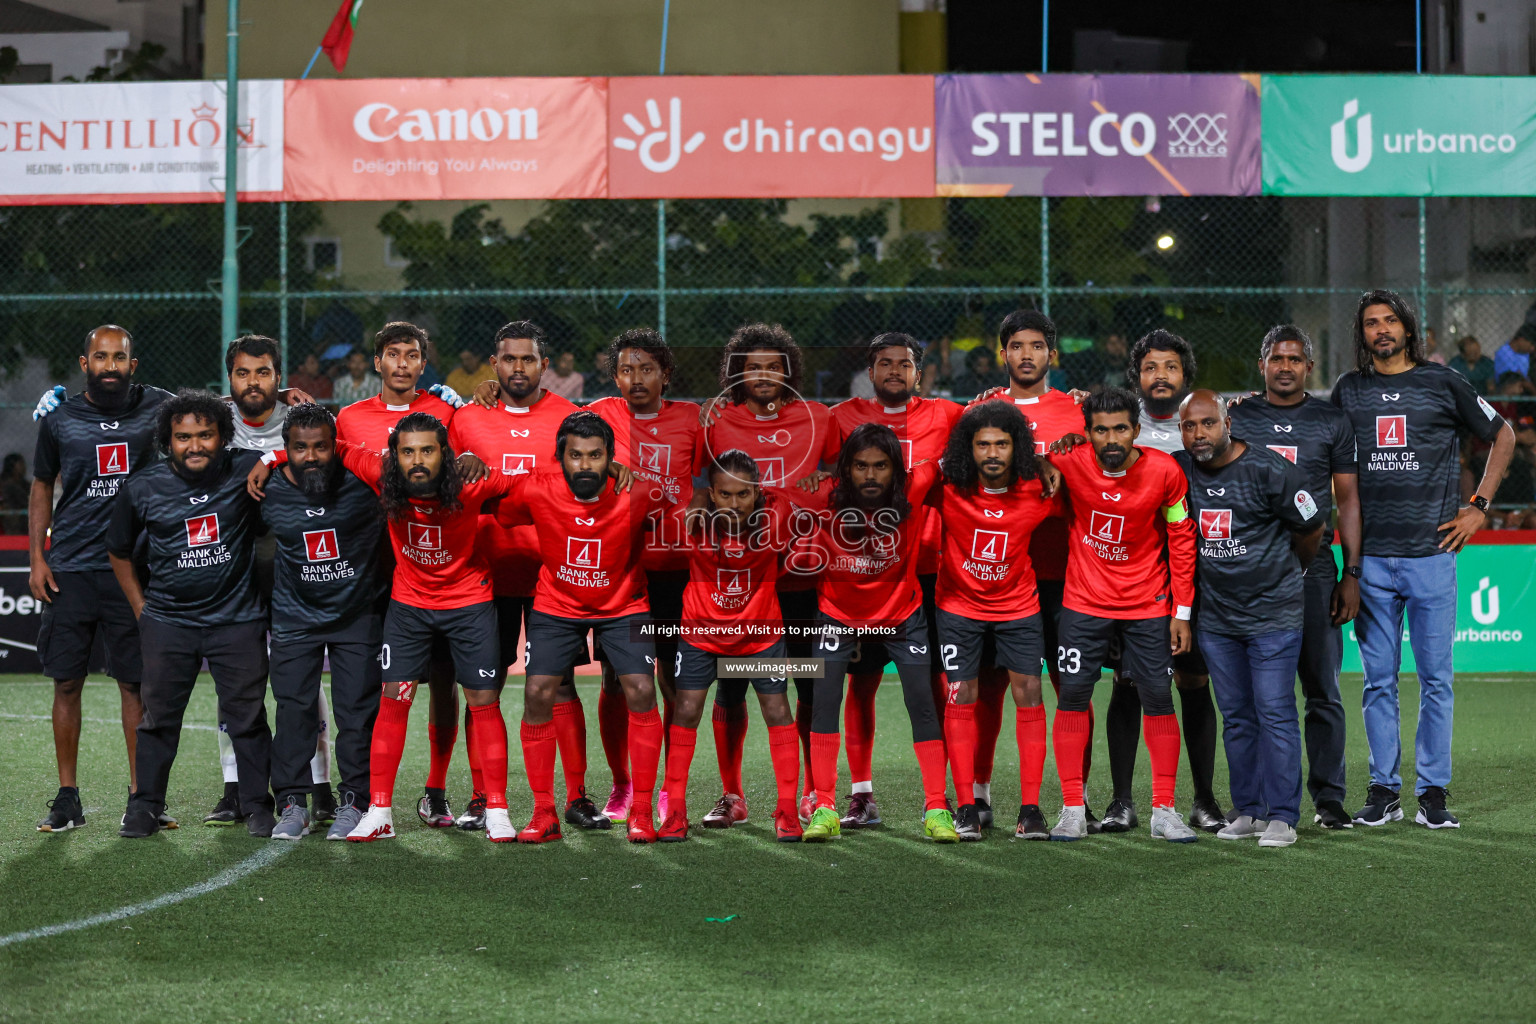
[607,76,935,199]
[935,74,1260,197]
[0,80,283,205]
[282,77,608,201]
[1262,75,1536,196]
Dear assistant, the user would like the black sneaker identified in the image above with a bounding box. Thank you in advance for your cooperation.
[38,787,84,832]
[974,797,994,829]
[1014,803,1049,840]
[1313,799,1354,830]
[246,807,277,838]
[1097,798,1138,833]
[1414,787,1460,830]
[119,804,160,839]
[954,803,983,841]
[311,783,337,825]
[1188,796,1227,833]
[563,795,612,831]
[1084,803,1101,834]
[455,794,487,831]
[1352,784,1403,827]
[204,783,244,826]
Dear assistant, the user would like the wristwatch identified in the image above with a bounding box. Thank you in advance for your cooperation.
[1470,495,1490,513]
[1344,565,1362,579]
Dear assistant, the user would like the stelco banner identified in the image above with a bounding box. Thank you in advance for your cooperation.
[0,80,284,205]
[283,77,608,201]
[1263,75,1536,196]
[935,73,1261,197]
[607,75,935,198]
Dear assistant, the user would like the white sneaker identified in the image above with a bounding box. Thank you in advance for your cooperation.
[1150,805,1199,843]
[346,805,395,842]
[484,807,516,842]
[1049,805,1087,841]
[1217,814,1269,840]
[1257,820,1297,847]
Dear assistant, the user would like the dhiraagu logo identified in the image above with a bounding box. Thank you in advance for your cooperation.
[1330,99,1371,172]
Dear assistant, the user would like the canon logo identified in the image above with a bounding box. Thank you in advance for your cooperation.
[353,104,539,144]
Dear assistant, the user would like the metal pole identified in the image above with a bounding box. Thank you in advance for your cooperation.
[1039,0,1049,315]
[656,0,670,338]
[278,200,289,374]
[220,0,241,364]
[1416,0,1426,321]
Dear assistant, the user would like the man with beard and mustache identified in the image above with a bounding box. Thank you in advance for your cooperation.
[108,390,275,838]
[495,412,667,843]
[1176,390,1322,848]
[446,320,601,833]
[1035,387,1199,843]
[1331,289,1513,830]
[255,404,388,841]
[30,325,172,833]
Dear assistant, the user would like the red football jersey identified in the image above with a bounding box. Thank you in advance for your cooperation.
[336,391,458,454]
[495,470,670,620]
[931,478,1061,621]
[827,396,962,575]
[447,391,580,597]
[334,441,512,611]
[1053,443,1195,621]
[968,388,1082,582]
[784,462,939,627]
[588,396,705,573]
[671,501,791,656]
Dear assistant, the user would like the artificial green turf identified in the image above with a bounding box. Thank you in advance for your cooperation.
[0,673,1532,1023]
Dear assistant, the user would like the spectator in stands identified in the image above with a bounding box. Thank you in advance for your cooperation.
[1424,327,1447,365]
[332,348,381,407]
[1493,416,1536,508]
[0,453,28,534]
[416,346,444,390]
[949,347,1006,399]
[1493,325,1535,381]
[445,348,495,398]
[286,352,333,402]
[1449,335,1496,394]
[585,350,621,399]
[544,350,584,401]
[919,335,951,395]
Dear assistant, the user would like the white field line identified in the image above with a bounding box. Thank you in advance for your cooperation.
[0,712,216,731]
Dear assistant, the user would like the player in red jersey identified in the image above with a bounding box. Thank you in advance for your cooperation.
[931,402,1060,841]
[496,412,672,844]
[1036,387,1200,843]
[701,323,835,822]
[446,320,606,833]
[333,322,472,831]
[964,310,1097,830]
[814,333,961,829]
[784,423,956,843]
[658,450,803,842]
[586,328,705,825]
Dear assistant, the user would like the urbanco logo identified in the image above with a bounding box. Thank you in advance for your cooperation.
[613,98,705,173]
[1472,576,1500,626]
[1331,99,1372,173]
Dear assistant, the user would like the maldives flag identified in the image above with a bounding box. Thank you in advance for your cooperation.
[321,0,365,73]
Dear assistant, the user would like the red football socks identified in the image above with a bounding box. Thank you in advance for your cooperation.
[462,704,485,796]
[767,723,801,815]
[551,698,588,804]
[466,703,508,810]
[1016,705,1047,806]
[1144,713,1182,807]
[712,702,748,796]
[627,707,664,809]
[663,724,698,812]
[1053,709,1093,807]
[597,686,630,786]
[845,674,879,787]
[973,670,1008,789]
[425,719,455,791]
[810,731,840,809]
[520,719,557,812]
[913,738,949,811]
[943,703,978,808]
[369,693,412,808]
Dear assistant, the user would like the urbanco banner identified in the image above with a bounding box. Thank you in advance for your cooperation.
[1262,75,1536,196]
[607,75,935,198]
[935,74,1261,196]
[0,80,283,205]
[283,77,608,201]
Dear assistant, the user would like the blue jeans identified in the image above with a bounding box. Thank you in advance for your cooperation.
[1200,629,1305,826]
[1355,553,1457,795]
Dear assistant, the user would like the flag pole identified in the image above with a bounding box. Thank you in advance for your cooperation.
[301,43,323,80]
[220,0,241,363]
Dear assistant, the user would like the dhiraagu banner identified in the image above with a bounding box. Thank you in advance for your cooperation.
[1262,75,1536,195]
[1340,544,1536,673]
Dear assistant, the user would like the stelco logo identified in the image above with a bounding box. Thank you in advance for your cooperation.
[1330,98,1516,174]
[353,103,539,143]
[969,110,1228,159]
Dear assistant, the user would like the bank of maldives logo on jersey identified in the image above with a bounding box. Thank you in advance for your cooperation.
[304,529,340,562]
[718,568,749,595]
[185,513,220,547]
[1376,414,1406,448]
[970,529,1008,563]
[1198,508,1232,541]
[567,536,601,568]
[1267,444,1298,463]
[407,523,441,550]
[96,442,129,477]
[1088,510,1124,544]
[502,453,535,475]
[638,442,671,475]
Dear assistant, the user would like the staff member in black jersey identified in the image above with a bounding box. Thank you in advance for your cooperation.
[108,390,275,839]
[1178,391,1323,848]
[1332,290,1513,831]
[1229,325,1361,830]
[30,325,173,833]
[258,404,388,841]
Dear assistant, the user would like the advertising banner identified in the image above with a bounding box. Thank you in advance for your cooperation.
[1262,75,1536,196]
[607,75,935,198]
[0,80,283,205]
[283,77,608,201]
[935,73,1260,196]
